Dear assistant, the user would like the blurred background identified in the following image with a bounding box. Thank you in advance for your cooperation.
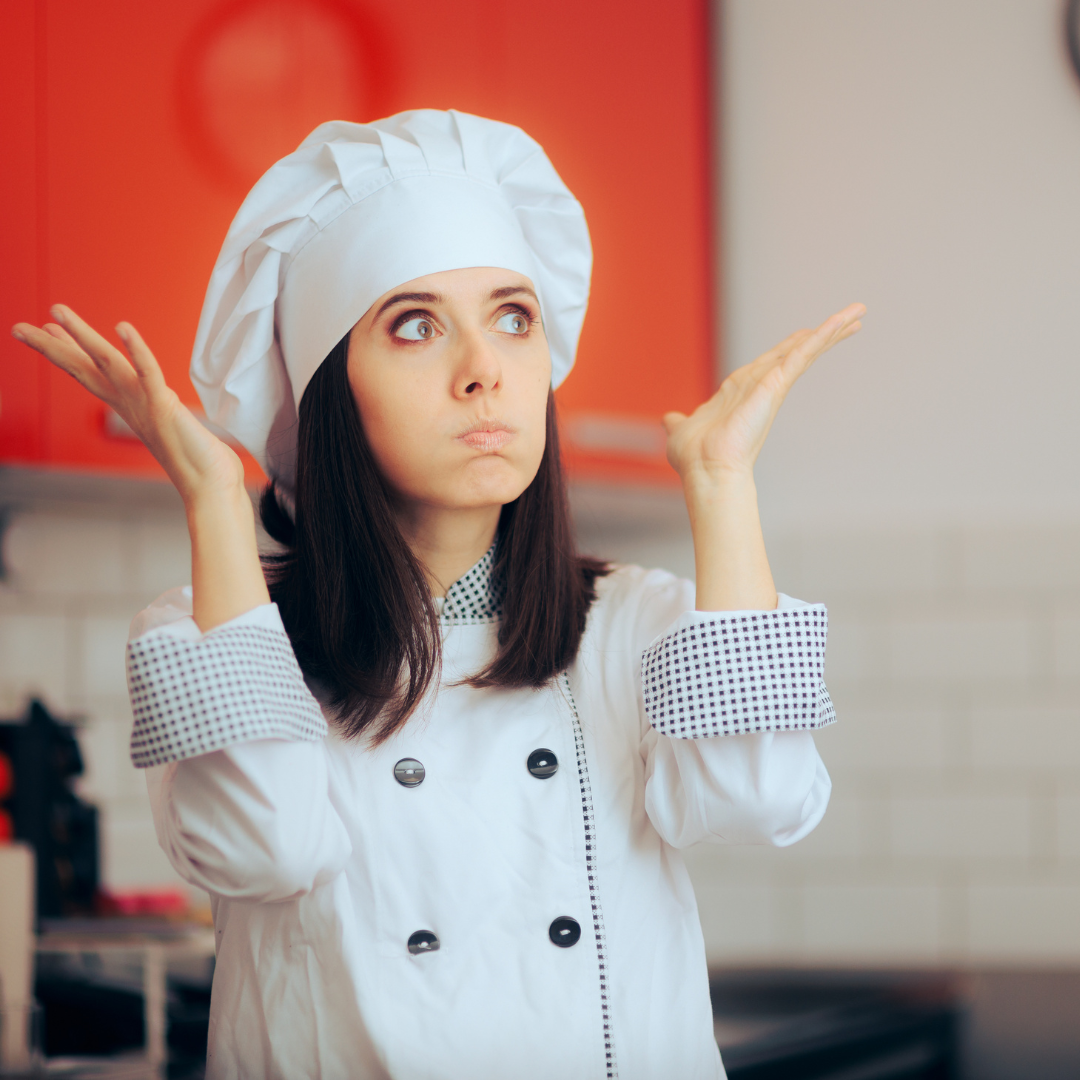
[2,0,1080,1077]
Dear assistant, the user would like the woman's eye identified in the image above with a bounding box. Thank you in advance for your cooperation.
[394,316,435,341]
[495,311,530,335]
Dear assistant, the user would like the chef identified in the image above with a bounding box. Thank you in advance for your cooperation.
[11,109,864,1080]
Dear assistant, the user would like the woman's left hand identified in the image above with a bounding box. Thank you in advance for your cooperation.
[663,303,865,488]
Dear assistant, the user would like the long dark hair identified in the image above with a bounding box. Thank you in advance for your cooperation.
[260,333,609,744]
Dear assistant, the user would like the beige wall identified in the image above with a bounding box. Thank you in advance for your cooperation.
[723,0,1080,531]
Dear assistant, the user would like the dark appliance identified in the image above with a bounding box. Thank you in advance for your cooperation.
[714,971,960,1080]
[0,698,99,918]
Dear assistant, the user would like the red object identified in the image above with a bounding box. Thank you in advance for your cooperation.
[96,887,191,917]
[0,750,13,801]
[0,0,712,484]
[0,809,13,843]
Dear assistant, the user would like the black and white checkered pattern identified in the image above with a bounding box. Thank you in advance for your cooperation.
[441,544,505,624]
[641,606,836,738]
[127,623,327,768]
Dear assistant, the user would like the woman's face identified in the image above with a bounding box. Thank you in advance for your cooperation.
[347,266,552,513]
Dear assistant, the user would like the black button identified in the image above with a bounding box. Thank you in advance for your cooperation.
[527,748,558,779]
[407,930,439,955]
[394,758,425,787]
[548,916,581,948]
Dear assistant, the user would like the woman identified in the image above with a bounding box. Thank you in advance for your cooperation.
[12,110,862,1079]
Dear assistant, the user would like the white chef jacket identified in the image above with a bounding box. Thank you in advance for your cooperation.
[125,550,835,1080]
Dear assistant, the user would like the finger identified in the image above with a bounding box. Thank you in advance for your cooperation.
[14,321,92,367]
[776,327,814,353]
[836,302,868,324]
[784,304,867,375]
[43,322,80,346]
[821,304,866,344]
[662,411,688,434]
[835,319,863,344]
[11,322,116,400]
[739,328,814,386]
[815,304,863,343]
[50,304,135,380]
[116,322,167,390]
[758,327,813,365]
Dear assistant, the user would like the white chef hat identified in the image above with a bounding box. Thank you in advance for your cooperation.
[189,109,592,489]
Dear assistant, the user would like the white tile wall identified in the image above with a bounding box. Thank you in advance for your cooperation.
[0,490,194,897]
[970,704,1080,771]
[801,882,942,963]
[0,609,71,712]
[688,882,777,957]
[4,479,1080,967]
[816,704,950,773]
[967,884,1080,960]
[1056,795,1080,863]
[1052,609,1080,681]
[888,609,1034,684]
[890,791,1031,862]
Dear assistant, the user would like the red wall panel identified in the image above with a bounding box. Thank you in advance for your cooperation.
[0,0,713,484]
[0,0,45,464]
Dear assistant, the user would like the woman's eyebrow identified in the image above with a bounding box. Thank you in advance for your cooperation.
[374,291,443,321]
[489,285,539,303]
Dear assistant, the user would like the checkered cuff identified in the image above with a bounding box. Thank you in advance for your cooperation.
[127,610,327,768]
[641,605,835,739]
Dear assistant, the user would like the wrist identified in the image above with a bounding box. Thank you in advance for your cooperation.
[681,464,757,507]
[185,482,254,527]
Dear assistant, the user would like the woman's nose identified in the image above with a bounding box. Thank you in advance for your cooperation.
[452,330,502,398]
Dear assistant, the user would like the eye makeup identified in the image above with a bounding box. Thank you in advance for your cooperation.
[491,302,539,332]
[385,300,539,344]
[388,309,439,340]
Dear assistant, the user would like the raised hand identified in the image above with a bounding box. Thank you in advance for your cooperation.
[667,303,866,612]
[11,306,268,629]
[663,303,865,485]
[12,307,244,503]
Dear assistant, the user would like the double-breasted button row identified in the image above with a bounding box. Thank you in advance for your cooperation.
[394,750,558,787]
[407,917,581,956]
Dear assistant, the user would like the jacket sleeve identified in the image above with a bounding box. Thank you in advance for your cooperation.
[631,583,834,850]
[129,591,352,902]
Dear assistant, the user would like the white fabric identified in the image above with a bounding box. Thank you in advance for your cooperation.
[189,110,591,488]
[133,566,832,1080]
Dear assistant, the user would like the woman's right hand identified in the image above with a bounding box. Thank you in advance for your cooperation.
[11,305,243,505]
[12,305,271,630]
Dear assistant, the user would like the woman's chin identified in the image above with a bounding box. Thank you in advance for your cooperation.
[452,457,536,505]
[437,471,532,511]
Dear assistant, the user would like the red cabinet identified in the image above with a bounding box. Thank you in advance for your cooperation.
[0,0,713,484]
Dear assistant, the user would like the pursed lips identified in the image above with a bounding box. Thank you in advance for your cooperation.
[456,421,515,453]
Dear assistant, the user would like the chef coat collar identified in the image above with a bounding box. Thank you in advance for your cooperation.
[441,544,504,624]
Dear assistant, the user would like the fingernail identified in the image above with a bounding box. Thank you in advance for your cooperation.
[50,305,64,320]
[115,324,128,340]
[11,328,25,342]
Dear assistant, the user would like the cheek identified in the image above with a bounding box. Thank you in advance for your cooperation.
[349,368,437,490]
[522,396,549,469]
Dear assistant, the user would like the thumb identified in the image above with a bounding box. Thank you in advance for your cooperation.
[662,411,687,435]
